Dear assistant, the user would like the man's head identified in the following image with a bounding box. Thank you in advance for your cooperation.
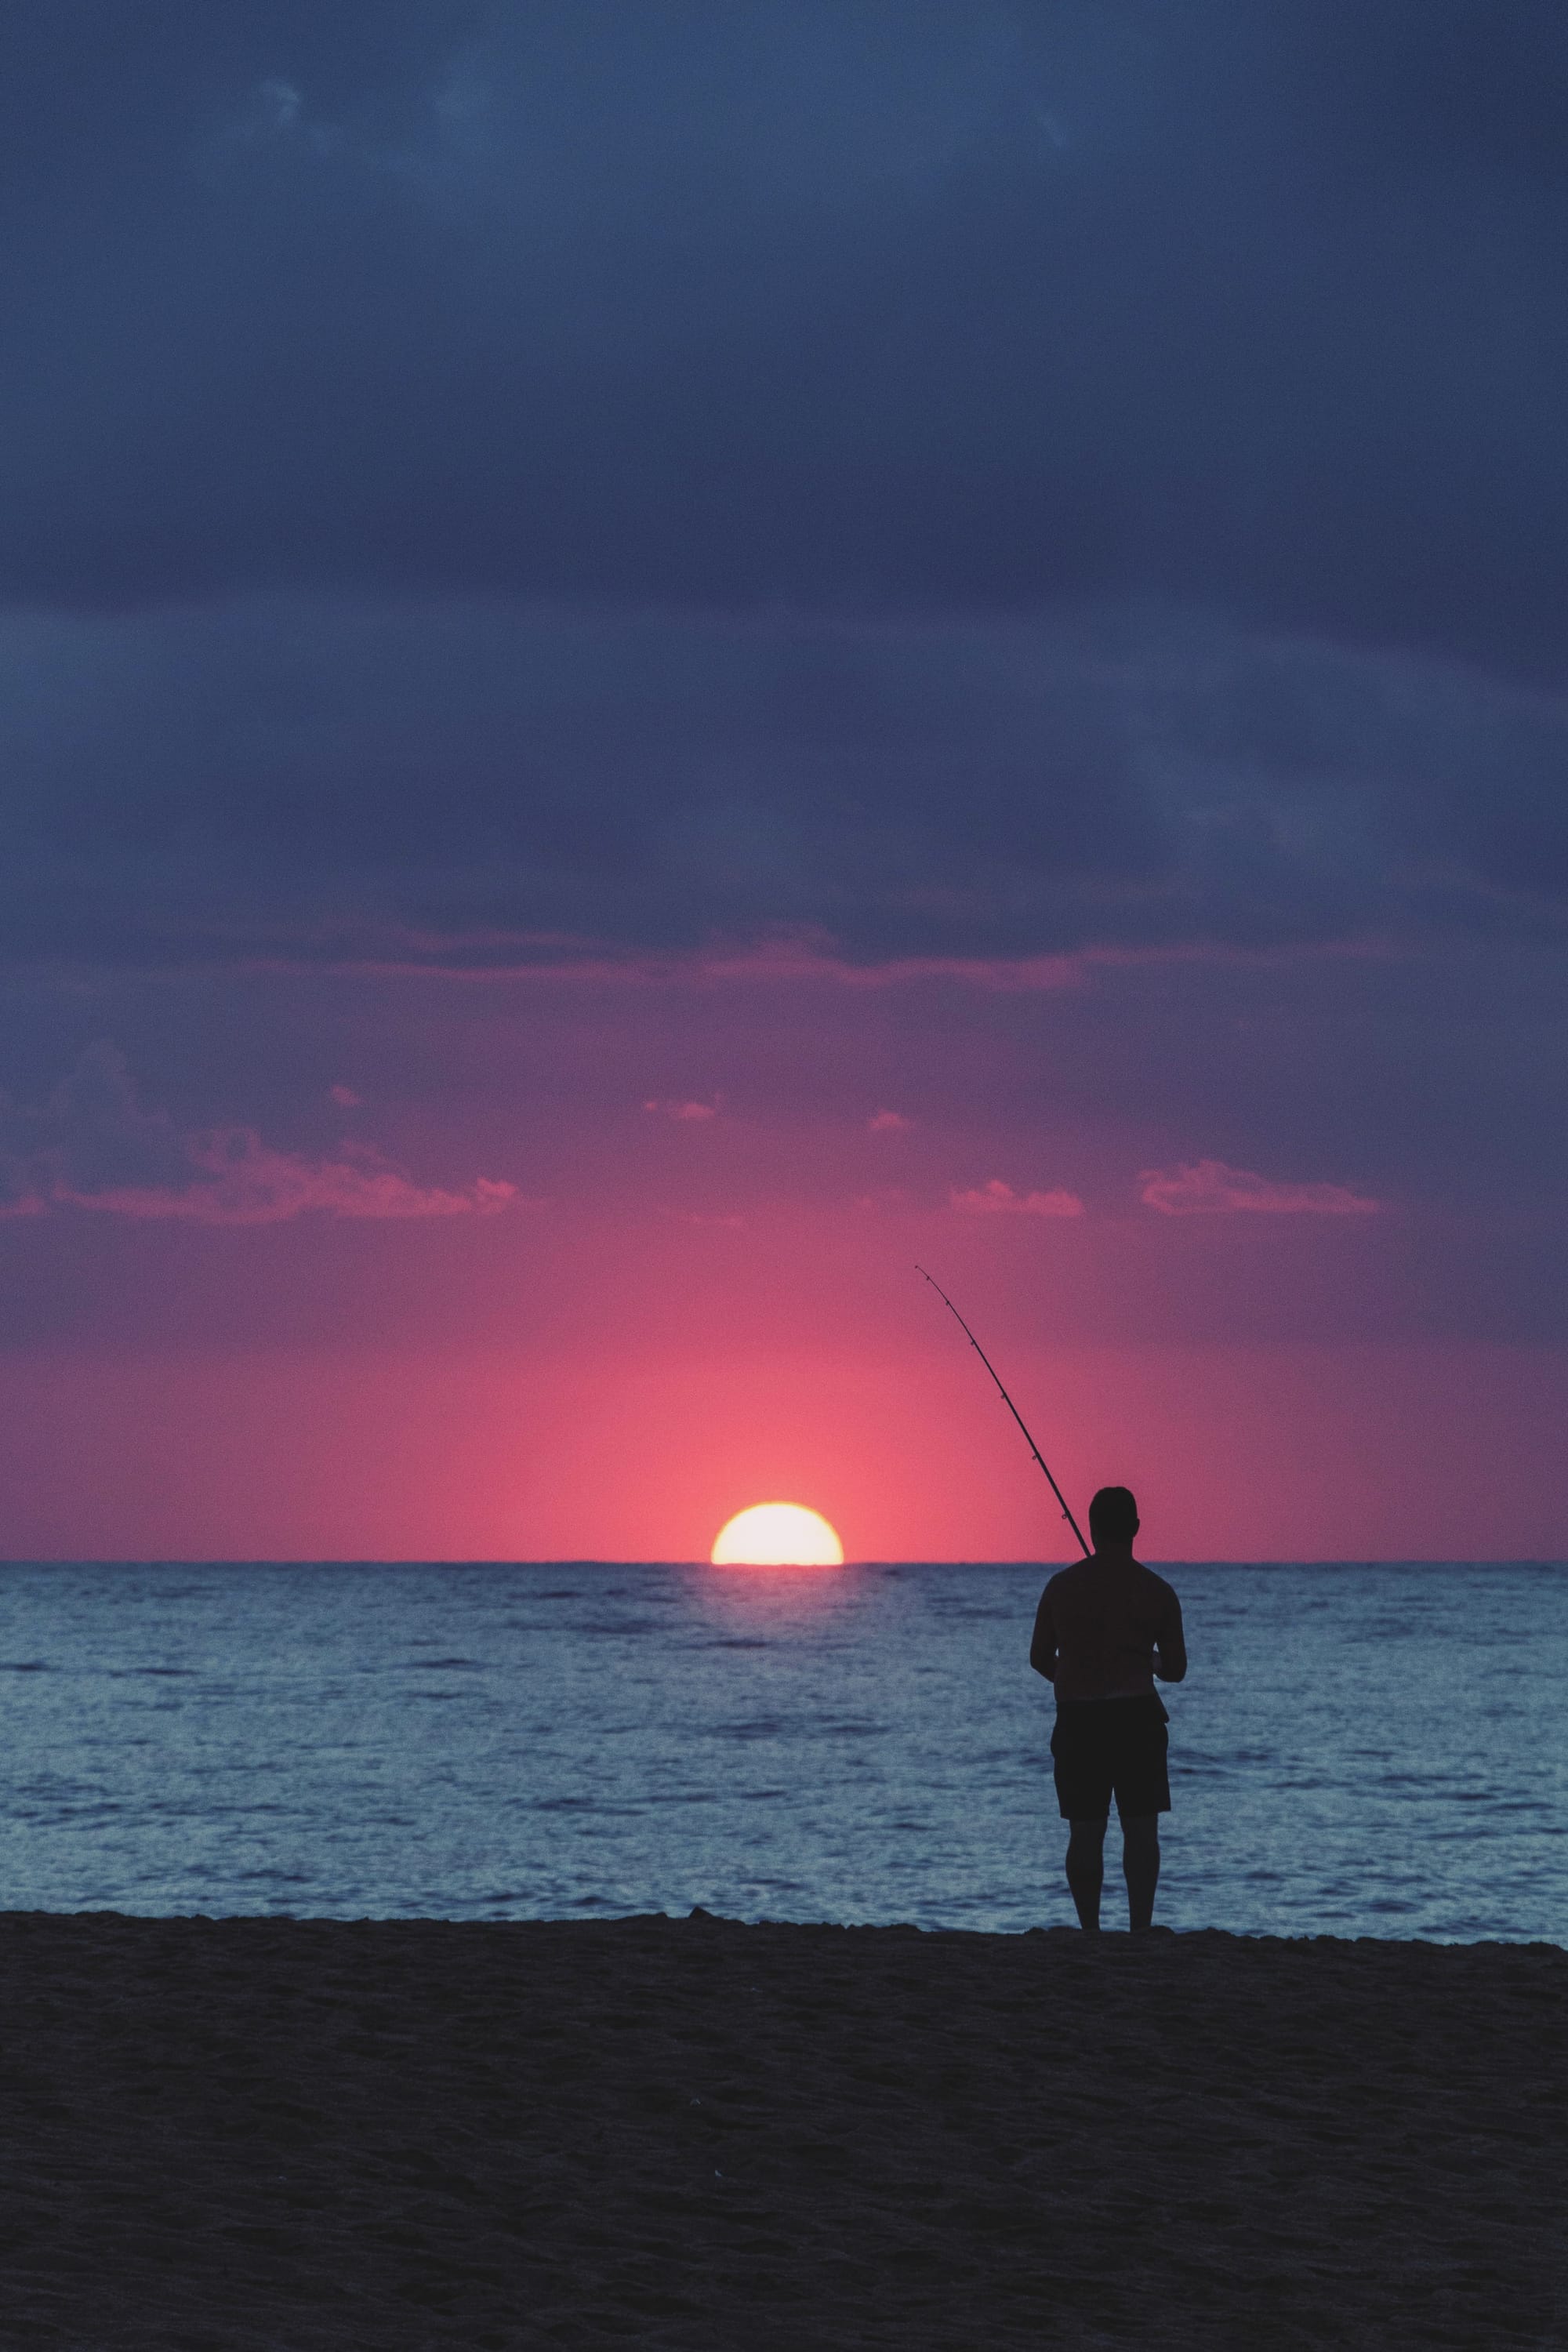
[1088,1486,1139,1551]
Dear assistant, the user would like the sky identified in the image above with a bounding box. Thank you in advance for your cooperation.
[2,0,1565,1560]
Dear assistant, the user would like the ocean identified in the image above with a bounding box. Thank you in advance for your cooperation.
[0,1562,1561,1942]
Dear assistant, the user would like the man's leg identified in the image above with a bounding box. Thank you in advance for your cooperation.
[1065,1817,1107,1930]
[1121,1813,1160,1931]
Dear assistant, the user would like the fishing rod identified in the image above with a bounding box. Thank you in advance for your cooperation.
[916,1265,1091,1557]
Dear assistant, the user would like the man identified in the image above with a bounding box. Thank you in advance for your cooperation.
[1029,1486,1186,1933]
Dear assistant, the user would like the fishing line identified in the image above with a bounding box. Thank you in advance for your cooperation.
[916,1265,1091,1557]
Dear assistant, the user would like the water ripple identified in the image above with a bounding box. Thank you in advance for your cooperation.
[0,1560,1557,1940]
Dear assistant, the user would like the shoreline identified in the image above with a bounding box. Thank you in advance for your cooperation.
[1,1911,1561,2347]
[6,1903,1564,1944]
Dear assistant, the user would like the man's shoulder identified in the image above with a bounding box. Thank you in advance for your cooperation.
[1132,1559,1181,1605]
[1040,1560,1096,1610]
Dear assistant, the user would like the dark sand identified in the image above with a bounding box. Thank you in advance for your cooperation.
[0,1913,1562,2349]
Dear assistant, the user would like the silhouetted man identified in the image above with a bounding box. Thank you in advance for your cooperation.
[1029,1486,1186,1932]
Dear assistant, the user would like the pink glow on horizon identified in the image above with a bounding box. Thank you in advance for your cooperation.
[0,1329,1560,1563]
[0,1004,1559,1563]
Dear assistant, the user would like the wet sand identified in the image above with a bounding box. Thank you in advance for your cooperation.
[0,1911,1561,2348]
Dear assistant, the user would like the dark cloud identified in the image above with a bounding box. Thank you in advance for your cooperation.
[0,5,1563,976]
[2,599,1563,971]
[0,0,1564,677]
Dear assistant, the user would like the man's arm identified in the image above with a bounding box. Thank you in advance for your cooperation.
[1153,1591,1187,1683]
[1029,1588,1058,1681]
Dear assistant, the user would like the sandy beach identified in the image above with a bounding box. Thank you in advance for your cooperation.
[0,1911,1561,2349]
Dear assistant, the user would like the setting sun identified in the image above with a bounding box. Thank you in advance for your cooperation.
[710,1503,844,1566]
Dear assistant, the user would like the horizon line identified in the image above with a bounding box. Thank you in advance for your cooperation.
[0,1555,1559,1572]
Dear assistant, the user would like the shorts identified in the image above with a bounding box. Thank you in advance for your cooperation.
[1051,1692,1171,1822]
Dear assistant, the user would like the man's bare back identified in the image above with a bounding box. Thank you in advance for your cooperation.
[1030,1552,1186,1700]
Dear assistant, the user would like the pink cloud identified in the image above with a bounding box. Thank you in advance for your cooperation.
[329,1083,364,1108]
[950,1179,1085,1218]
[868,1109,913,1132]
[643,1097,718,1121]
[63,1136,516,1225]
[1140,1159,1380,1216]
[0,1044,515,1226]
